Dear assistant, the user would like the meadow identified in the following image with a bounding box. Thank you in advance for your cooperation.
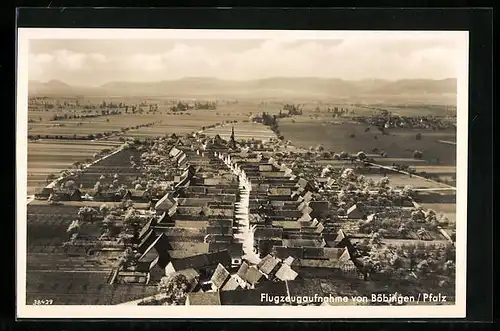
[27,140,123,196]
[278,118,456,166]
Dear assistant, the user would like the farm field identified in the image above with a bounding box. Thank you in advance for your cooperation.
[27,140,123,196]
[364,173,453,189]
[71,147,142,189]
[278,118,456,166]
[26,271,159,305]
[27,114,162,137]
[120,107,249,138]
[203,121,276,141]
[419,203,457,223]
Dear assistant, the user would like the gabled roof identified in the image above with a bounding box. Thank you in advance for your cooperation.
[169,146,182,158]
[211,263,230,289]
[170,253,210,272]
[236,262,249,279]
[206,249,232,266]
[273,246,304,260]
[296,178,309,189]
[257,254,281,275]
[283,256,295,266]
[155,193,176,211]
[138,217,155,240]
[138,233,169,261]
[253,227,284,240]
[275,263,298,281]
[136,229,157,254]
[221,275,241,291]
[242,265,264,285]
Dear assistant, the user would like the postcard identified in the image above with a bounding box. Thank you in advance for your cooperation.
[16,28,468,318]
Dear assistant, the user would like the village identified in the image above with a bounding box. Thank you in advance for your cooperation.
[27,118,456,306]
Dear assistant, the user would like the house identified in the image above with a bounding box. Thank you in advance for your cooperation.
[93,191,122,202]
[221,275,242,291]
[69,189,82,201]
[253,227,283,240]
[296,178,312,191]
[155,193,177,212]
[257,254,282,278]
[35,187,54,200]
[127,189,150,202]
[324,229,351,248]
[275,263,298,281]
[234,262,263,289]
[346,204,366,219]
[165,250,232,278]
[297,191,313,203]
[169,146,183,158]
[208,242,243,266]
[309,201,330,219]
[52,191,71,201]
[136,233,171,271]
[203,234,233,244]
[256,239,283,258]
[117,271,149,284]
[210,263,231,291]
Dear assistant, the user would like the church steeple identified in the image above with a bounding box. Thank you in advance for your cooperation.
[230,126,236,148]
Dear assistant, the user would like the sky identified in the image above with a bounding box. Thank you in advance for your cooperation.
[28,38,462,86]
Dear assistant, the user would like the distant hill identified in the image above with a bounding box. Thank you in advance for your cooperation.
[28,77,457,104]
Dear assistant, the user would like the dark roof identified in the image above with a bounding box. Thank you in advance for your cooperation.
[36,187,54,195]
[208,243,243,258]
[206,249,232,266]
[138,249,158,264]
[273,246,304,259]
[206,226,233,235]
[309,201,330,213]
[138,217,155,240]
[204,234,233,244]
[254,227,284,239]
[219,281,288,305]
[136,230,157,254]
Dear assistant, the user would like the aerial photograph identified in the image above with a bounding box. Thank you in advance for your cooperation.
[23,33,460,308]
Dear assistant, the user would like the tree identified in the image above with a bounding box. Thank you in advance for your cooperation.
[356,151,367,160]
[413,150,423,159]
[157,273,191,305]
[66,219,80,236]
[78,206,98,222]
[64,180,76,191]
[99,203,110,215]
[369,231,383,247]
[46,173,56,184]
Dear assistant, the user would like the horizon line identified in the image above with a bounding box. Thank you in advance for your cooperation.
[30,76,458,88]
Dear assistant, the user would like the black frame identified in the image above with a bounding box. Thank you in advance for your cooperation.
[6,6,494,328]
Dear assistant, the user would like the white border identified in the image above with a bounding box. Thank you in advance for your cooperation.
[16,28,469,319]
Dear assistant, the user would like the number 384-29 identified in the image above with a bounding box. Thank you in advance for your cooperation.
[33,299,53,305]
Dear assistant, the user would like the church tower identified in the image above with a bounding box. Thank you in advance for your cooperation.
[230,126,236,148]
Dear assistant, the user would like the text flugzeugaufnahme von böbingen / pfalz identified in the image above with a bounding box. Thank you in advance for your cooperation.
[260,293,448,305]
